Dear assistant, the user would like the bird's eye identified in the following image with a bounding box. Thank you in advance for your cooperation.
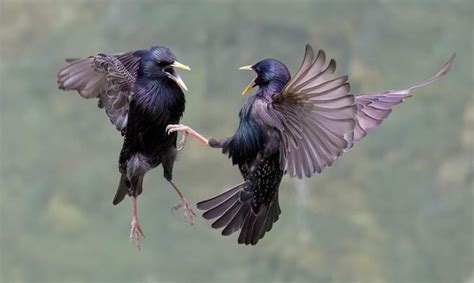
[160,62,172,70]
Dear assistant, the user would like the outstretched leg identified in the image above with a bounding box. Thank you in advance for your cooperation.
[130,196,145,250]
[126,154,148,250]
[162,149,196,225]
[166,124,209,149]
[168,179,196,225]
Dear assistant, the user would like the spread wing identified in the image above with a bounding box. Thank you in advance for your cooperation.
[272,45,357,178]
[57,51,143,131]
[346,53,456,148]
[272,45,455,178]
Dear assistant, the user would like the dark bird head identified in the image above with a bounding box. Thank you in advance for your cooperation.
[239,58,290,96]
[138,45,191,91]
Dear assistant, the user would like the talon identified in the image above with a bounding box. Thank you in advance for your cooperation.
[176,132,189,151]
[129,217,145,250]
[166,124,180,135]
[172,197,196,225]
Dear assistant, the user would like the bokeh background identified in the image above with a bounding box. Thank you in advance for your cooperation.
[1,0,473,282]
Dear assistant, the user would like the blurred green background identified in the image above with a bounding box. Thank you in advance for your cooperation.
[1,0,472,282]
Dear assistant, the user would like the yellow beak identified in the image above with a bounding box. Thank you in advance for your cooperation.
[171,61,191,71]
[241,79,255,96]
[174,75,188,92]
[169,61,190,92]
[239,65,253,71]
[239,65,255,95]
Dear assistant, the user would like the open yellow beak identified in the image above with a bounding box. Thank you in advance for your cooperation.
[239,65,255,96]
[169,61,190,91]
[171,61,191,71]
[241,79,255,96]
[174,75,188,92]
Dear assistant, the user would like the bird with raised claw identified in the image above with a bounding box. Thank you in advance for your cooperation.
[57,45,194,249]
[166,44,455,245]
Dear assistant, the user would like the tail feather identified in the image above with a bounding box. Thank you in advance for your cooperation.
[196,181,246,210]
[250,206,268,245]
[265,205,275,232]
[252,206,273,244]
[240,211,258,245]
[211,201,242,229]
[112,174,144,205]
[221,203,251,236]
[197,182,281,245]
[202,192,241,220]
[113,175,129,205]
[265,199,281,234]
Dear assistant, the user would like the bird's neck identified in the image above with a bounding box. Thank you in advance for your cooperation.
[137,60,166,79]
[258,79,288,97]
[134,76,185,120]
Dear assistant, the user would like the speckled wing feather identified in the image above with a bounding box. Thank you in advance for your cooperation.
[57,51,142,131]
[272,45,357,178]
[92,54,139,131]
[346,53,456,149]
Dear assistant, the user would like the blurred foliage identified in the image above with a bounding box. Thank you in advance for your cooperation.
[0,0,472,282]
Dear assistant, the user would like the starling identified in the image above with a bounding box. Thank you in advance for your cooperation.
[57,45,194,249]
[166,45,455,245]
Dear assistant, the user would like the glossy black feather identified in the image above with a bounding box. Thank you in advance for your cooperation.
[222,96,264,165]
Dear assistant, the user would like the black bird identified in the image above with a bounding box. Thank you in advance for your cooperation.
[166,45,455,245]
[57,45,194,248]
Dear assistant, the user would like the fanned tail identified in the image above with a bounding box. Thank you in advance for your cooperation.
[197,181,281,245]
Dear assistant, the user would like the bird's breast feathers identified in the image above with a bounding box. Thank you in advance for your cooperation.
[223,96,282,166]
[133,78,185,122]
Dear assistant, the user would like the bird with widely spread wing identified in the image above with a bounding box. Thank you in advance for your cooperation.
[166,45,455,245]
[57,45,194,249]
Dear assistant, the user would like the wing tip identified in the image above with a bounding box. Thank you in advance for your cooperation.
[400,52,456,92]
[441,52,456,75]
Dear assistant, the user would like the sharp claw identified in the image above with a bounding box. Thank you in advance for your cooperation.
[172,198,196,226]
[176,132,188,151]
[129,218,145,250]
[166,124,179,135]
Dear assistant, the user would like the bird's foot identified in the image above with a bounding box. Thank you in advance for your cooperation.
[172,197,196,225]
[166,124,209,146]
[166,124,189,133]
[129,217,145,250]
[177,131,188,151]
[166,124,190,150]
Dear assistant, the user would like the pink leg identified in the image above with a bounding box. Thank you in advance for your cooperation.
[129,196,145,250]
[166,124,209,150]
[168,180,196,225]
